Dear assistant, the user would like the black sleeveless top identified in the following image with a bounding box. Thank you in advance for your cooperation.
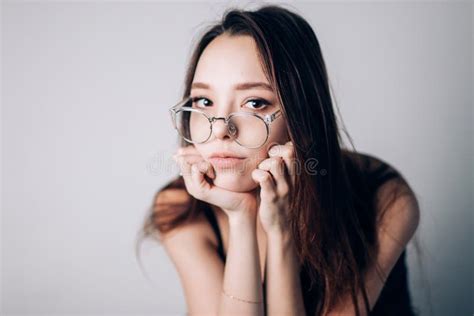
[201,153,418,316]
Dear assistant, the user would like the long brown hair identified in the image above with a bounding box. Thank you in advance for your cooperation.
[136,4,423,315]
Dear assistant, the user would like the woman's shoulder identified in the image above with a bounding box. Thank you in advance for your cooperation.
[153,178,218,247]
[341,149,400,175]
[341,149,404,186]
[341,149,414,205]
[342,149,417,221]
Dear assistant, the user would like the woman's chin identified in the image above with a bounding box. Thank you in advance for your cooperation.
[212,172,258,192]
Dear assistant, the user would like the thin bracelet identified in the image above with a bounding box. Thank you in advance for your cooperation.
[222,288,263,304]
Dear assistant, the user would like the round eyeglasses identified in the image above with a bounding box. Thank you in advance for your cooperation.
[169,96,282,149]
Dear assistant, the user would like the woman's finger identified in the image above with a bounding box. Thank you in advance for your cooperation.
[251,168,277,202]
[258,157,289,197]
[268,142,296,187]
[175,155,193,181]
[173,153,215,180]
[173,153,201,165]
[191,163,212,195]
[174,153,219,201]
[191,160,242,209]
[175,155,204,199]
[195,160,216,180]
[176,145,200,156]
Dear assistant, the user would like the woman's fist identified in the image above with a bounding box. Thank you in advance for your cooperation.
[251,141,296,235]
[173,145,259,218]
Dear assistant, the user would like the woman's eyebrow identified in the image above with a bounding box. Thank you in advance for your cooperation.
[191,81,274,92]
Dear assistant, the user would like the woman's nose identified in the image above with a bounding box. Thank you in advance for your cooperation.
[212,119,233,140]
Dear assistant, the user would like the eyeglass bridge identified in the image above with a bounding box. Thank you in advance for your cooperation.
[208,116,238,136]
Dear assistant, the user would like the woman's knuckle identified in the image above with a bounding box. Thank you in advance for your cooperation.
[280,184,289,196]
[274,158,285,173]
[263,172,272,182]
[264,191,277,202]
[284,145,295,158]
[269,159,277,168]
[269,157,280,167]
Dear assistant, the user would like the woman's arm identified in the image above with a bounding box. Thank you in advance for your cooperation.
[250,141,306,315]
[173,146,266,315]
[265,229,306,316]
[218,211,265,316]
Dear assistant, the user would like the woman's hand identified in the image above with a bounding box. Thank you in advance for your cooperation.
[251,141,296,236]
[173,145,259,219]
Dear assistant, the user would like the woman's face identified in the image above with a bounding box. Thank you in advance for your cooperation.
[190,34,289,192]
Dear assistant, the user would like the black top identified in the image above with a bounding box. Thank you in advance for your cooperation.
[202,153,418,316]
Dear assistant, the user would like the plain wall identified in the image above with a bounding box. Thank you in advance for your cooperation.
[2,1,472,315]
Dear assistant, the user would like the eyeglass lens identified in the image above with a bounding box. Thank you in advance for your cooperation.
[174,98,268,148]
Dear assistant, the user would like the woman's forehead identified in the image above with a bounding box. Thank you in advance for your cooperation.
[193,35,270,90]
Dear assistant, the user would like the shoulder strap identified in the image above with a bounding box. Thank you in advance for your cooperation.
[202,205,226,261]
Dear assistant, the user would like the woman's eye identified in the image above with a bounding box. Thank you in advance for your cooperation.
[191,97,212,108]
[245,99,270,110]
[190,97,270,110]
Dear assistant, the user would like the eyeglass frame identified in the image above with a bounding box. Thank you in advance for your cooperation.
[168,96,282,149]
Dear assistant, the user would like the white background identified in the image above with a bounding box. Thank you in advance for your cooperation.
[2,1,472,315]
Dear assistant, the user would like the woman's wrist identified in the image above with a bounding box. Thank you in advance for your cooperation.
[226,208,257,226]
[264,219,291,239]
[266,227,295,250]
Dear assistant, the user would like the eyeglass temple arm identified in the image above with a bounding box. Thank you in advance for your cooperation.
[169,97,190,113]
[265,109,282,123]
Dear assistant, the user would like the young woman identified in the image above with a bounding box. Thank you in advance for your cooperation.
[138,5,420,316]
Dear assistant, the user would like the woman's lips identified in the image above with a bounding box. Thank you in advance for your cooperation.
[208,157,246,169]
